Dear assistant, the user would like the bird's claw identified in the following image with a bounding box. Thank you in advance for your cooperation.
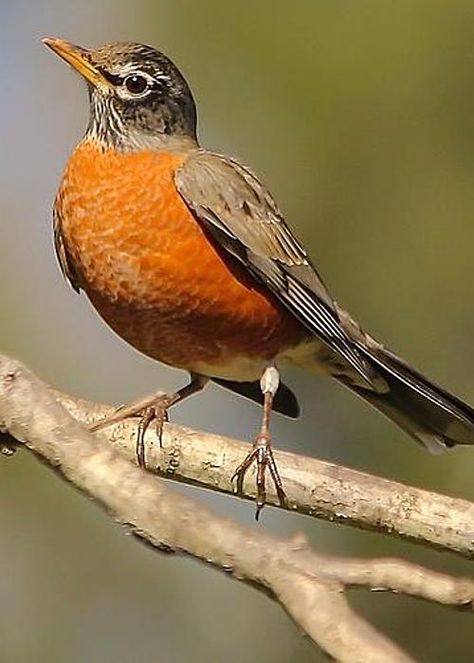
[232,434,287,520]
[136,398,171,467]
[88,395,171,468]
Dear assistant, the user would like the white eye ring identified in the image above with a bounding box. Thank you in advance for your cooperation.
[117,72,155,99]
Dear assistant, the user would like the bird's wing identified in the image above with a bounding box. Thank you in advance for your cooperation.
[53,206,81,293]
[176,150,377,387]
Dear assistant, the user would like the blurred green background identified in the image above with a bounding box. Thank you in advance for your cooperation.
[2,1,474,660]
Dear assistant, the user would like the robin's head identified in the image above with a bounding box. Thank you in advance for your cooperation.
[43,38,197,150]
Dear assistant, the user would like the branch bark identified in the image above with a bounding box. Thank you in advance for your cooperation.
[1,353,474,662]
[55,388,474,559]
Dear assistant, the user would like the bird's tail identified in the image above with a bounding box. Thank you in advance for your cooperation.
[337,342,474,452]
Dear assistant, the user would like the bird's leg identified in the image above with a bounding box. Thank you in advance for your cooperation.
[232,366,287,519]
[89,373,209,467]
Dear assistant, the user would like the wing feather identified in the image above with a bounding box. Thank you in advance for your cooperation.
[176,150,377,387]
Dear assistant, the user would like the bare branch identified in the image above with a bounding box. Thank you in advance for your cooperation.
[1,354,474,662]
[54,388,474,559]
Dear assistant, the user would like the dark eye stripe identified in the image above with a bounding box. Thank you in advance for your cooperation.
[99,69,165,94]
[99,70,123,86]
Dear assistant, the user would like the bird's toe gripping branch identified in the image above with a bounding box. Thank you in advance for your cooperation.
[232,366,288,519]
[89,364,288,517]
[89,374,208,467]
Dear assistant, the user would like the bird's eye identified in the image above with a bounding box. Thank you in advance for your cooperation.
[123,74,149,95]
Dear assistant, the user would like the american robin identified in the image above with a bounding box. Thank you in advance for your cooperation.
[44,37,474,516]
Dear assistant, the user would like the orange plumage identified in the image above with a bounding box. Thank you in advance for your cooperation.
[55,140,306,377]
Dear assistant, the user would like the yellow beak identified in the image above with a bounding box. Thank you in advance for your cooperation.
[42,37,111,89]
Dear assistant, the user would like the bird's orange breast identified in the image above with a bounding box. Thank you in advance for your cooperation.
[55,139,306,378]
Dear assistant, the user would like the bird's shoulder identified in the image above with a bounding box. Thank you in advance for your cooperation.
[176,148,336,312]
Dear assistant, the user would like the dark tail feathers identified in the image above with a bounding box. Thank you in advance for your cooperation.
[339,344,474,452]
[212,377,300,418]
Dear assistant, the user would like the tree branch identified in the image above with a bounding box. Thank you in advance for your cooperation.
[53,387,474,559]
[1,353,474,662]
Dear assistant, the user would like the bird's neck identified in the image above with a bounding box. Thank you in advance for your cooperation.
[85,94,198,153]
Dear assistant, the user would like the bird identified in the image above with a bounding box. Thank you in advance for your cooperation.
[43,37,474,517]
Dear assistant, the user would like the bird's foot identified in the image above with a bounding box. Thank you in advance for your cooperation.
[89,391,166,432]
[232,433,287,520]
[88,375,208,469]
[135,395,174,467]
[88,392,173,467]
